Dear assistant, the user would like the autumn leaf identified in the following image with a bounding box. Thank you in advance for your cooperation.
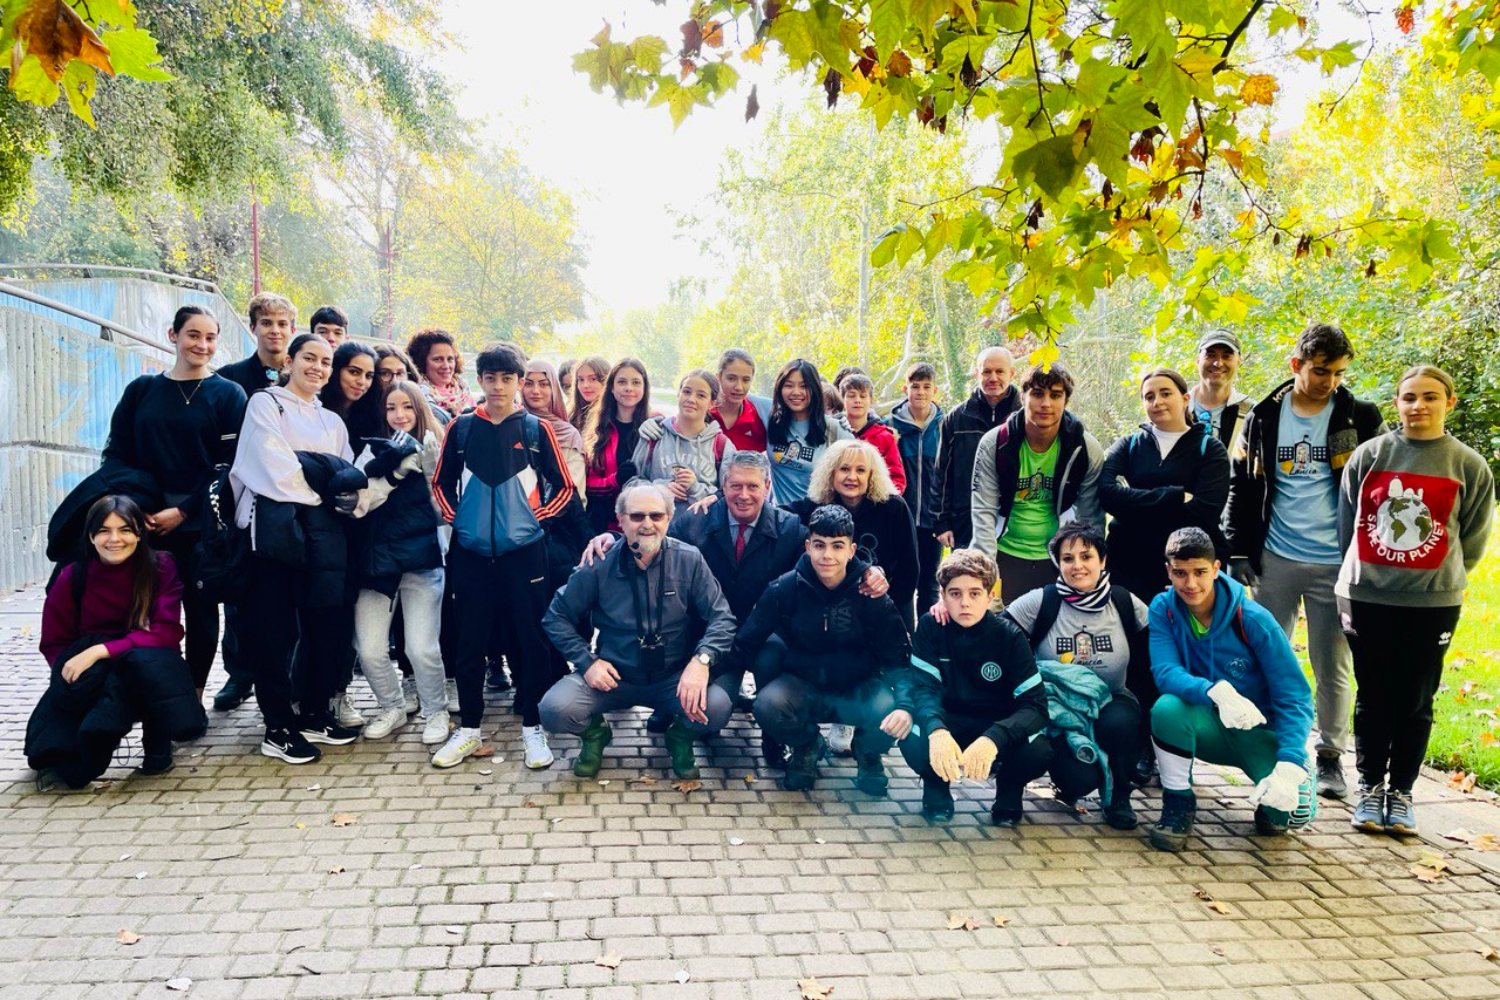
[992,914,1010,927]
[703,22,724,48]
[1479,945,1498,961]
[596,951,622,969]
[945,914,980,931]
[799,977,834,999]
[1239,74,1279,107]
[887,50,912,78]
[743,773,757,784]
[117,928,140,945]
[331,813,358,827]
[328,865,346,874]
[681,19,704,57]
[1471,834,1500,852]
[472,745,496,758]
[746,84,759,122]
[1194,890,1233,915]
[672,779,703,794]
[11,0,115,83]
[1396,6,1416,35]
[629,776,659,787]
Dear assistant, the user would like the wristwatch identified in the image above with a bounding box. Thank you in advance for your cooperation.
[693,651,714,669]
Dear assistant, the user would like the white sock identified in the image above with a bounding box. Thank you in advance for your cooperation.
[1154,741,1194,792]
[459,727,481,739]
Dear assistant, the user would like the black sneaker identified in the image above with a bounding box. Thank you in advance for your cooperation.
[990,807,1022,829]
[298,713,360,746]
[138,751,174,776]
[486,665,512,692]
[783,736,826,791]
[1102,788,1139,831]
[921,782,955,822]
[1148,789,1197,852]
[1316,751,1348,799]
[762,734,788,771]
[212,677,253,712]
[854,751,889,797]
[262,727,322,764]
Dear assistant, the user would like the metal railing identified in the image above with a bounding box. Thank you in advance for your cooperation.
[0,280,171,355]
[0,262,224,293]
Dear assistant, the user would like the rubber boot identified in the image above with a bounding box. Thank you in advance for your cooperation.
[572,715,613,778]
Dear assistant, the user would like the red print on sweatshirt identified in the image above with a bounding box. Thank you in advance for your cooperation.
[1355,470,1458,570]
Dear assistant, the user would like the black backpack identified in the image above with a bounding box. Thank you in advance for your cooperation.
[192,466,249,603]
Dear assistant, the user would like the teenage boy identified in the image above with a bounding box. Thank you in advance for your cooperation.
[432,342,577,770]
[1187,330,1252,447]
[890,363,945,613]
[840,374,907,493]
[935,346,1021,549]
[898,548,1050,825]
[1225,322,1384,798]
[970,363,1105,603]
[1147,527,1316,852]
[309,305,350,347]
[540,481,738,780]
[733,505,912,794]
[211,291,297,713]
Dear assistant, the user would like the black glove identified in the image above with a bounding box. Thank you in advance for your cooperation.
[332,492,359,516]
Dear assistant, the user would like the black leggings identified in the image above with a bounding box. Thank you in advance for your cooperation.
[156,531,219,690]
[239,555,346,730]
[1343,599,1463,793]
[1045,691,1143,802]
[449,540,558,729]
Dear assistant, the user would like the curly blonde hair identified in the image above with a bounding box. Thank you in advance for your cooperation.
[806,438,897,504]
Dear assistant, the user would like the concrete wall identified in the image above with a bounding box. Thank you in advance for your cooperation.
[5,276,254,359]
[0,301,173,593]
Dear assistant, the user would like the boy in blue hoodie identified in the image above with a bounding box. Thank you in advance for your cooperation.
[1147,527,1316,851]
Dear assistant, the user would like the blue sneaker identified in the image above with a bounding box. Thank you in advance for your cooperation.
[1384,789,1418,836]
[1351,784,1385,833]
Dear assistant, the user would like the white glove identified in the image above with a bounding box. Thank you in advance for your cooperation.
[638,417,665,442]
[1207,680,1267,730]
[1249,761,1307,813]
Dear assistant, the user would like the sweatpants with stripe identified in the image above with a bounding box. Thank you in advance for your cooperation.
[1151,694,1291,823]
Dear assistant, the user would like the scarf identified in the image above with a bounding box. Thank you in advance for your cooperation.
[1055,570,1112,613]
[540,412,584,453]
[425,377,474,417]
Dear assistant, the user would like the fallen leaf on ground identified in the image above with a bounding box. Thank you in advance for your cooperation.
[799,977,834,999]
[1478,946,1498,960]
[1472,834,1500,851]
[946,914,980,931]
[744,774,756,784]
[1449,771,1478,794]
[630,776,659,786]
[992,914,1009,927]
[117,928,140,945]
[596,951,622,969]
[672,780,703,794]
[165,979,191,992]
[522,801,539,808]
[1445,828,1476,843]
[328,865,345,874]
[293,822,306,830]
[331,813,358,827]
[1411,861,1447,883]
[472,746,495,758]
[1194,890,1233,915]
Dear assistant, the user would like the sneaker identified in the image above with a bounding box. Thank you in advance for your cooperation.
[421,710,452,745]
[573,716,613,778]
[212,677,253,712]
[445,679,460,713]
[664,719,699,779]
[298,714,360,746]
[432,728,482,768]
[333,692,365,729]
[1385,788,1418,835]
[921,782,954,822]
[1148,789,1197,852]
[1351,784,1386,833]
[138,749,174,776]
[855,751,888,797]
[990,807,1022,829]
[261,727,321,764]
[486,665,512,692]
[1132,756,1157,788]
[1316,751,1348,799]
[762,734,788,771]
[364,707,408,741]
[401,677,419,715]
[783,736,826,791]
[827,724,855,757]
[522,725,554,769]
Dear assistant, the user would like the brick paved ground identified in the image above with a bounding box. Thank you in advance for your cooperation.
[4,585,1500,1000]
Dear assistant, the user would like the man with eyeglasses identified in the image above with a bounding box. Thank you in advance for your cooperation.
[540,480,738,780]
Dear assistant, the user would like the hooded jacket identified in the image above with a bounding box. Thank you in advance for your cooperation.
[851,416,908,494]
[632,416,737,505]
[935,385,1021,539]
[889,399,943,530]
[969,410,1105,552]
[783,496,919,615]
[729,553,910,694]
[1148,572,1313,767]
[1227,381,1385,573]
[1188,385,1253,448]
[230,386,353,529]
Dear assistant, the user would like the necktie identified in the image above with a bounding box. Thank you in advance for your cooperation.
[735,522,749,562]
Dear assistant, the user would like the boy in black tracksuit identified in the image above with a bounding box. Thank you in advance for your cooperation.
[897,548,1050,825]
[733,505,912,794]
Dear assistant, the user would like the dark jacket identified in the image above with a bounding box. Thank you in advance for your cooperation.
[1226,381,1385,573]
[252,452,367,606]
[46,463,163,564]
[897,611,1048,753]
[729,554,910,693]
[935,385,1020,540]
[217,354,281,400]
[360,437,443,595]
[1100,422,1230,598]
[667,503,808,623]
[890,399,943,530]
[784,496,919,614]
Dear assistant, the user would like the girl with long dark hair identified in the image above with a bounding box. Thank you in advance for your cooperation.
[320,341,384,449]
[102,305,246,696]
[766,358,850,503]
[583,357,653,533]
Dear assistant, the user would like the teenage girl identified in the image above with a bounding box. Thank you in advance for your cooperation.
[583,357,654,533]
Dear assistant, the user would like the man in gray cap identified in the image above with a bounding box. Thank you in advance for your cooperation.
[1187,329,1253,447]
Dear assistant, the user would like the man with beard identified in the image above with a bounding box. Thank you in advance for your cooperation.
[539,481,738,780]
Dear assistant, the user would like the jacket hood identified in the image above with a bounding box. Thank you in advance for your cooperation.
[664,417,724,444]
[1169,570,1247,640]
[890,398,941,432]
[793,551,872,598]
[266,384,324,411]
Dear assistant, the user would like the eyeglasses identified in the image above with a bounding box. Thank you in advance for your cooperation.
[377,370,400,382]
[624,511,668,524]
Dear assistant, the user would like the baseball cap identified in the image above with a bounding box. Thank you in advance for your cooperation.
[1196,330,1241,354]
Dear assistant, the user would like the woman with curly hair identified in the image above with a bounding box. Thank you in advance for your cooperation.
[406,327,474,417]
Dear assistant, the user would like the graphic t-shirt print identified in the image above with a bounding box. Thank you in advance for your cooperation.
[1056,630,1112,665]
[1356,471,1459,569]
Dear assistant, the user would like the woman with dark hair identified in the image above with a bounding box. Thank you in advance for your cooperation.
[102,305,246,696]
[407,327,473,417]
[569,355,609,432]
[31,496,205,785]
[710,348,773,453]
[1339,365,1494,836]
[1100,367,1230,604]
[583,357,654,533]
[1002,521,1151,829]
[231,333,366,765]
[767,358,849,503]
[634,369,737,509]
[320,341,384,449]
[376,344,449,429]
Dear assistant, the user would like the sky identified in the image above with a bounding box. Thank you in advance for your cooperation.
[438,1,1404,324]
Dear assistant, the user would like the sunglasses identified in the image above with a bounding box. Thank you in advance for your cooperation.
[624,511,668,524]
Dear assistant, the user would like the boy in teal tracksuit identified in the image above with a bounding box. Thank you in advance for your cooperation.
[1147,527,1316,851]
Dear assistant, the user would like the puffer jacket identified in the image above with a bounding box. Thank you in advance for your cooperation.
[252,452,367,605]
[357,436,443,596]
[1038,657,1115,804]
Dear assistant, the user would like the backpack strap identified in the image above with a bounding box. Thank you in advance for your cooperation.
[1024,585,1064,646]
[71,559,88,613]
[522,411,541,457]
[1232,604,1249,646]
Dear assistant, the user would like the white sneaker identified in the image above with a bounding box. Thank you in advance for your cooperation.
[334,692,365,729]
[522,725,554,769]
[827,724,855,757]
[432,727,482,768]
[364,707,408,740]
[401,678,419,715]
[421,710,452,745]
[445,679,460,713]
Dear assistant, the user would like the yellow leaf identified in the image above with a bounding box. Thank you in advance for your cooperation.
[331,813,358,827]
[799,977,834,999]
[117,928,140,945]
[992,914,1010,927]
[741,42,764,64]
[596,951,623,969]
[946,913,980,931]
[1240,74,1279,106]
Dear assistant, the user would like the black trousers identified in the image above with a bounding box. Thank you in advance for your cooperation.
[753,674,897,757]
[994,551,1057,607]
[156,530,219,690]
[916,528,943,616]
[898,710,1052,815]
[1045,691,1142,803]
[1343,599,1463,792]
[449,540,557,729]
[239,555,345,731]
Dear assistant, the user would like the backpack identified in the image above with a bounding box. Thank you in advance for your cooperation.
[450,411,549,557]
[192,466,249,603]
[1022,584,1142,648]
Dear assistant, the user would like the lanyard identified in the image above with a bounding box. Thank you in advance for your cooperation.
[628,553,664,641]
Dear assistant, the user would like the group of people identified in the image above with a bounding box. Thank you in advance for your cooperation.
[30,293,1495,853]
